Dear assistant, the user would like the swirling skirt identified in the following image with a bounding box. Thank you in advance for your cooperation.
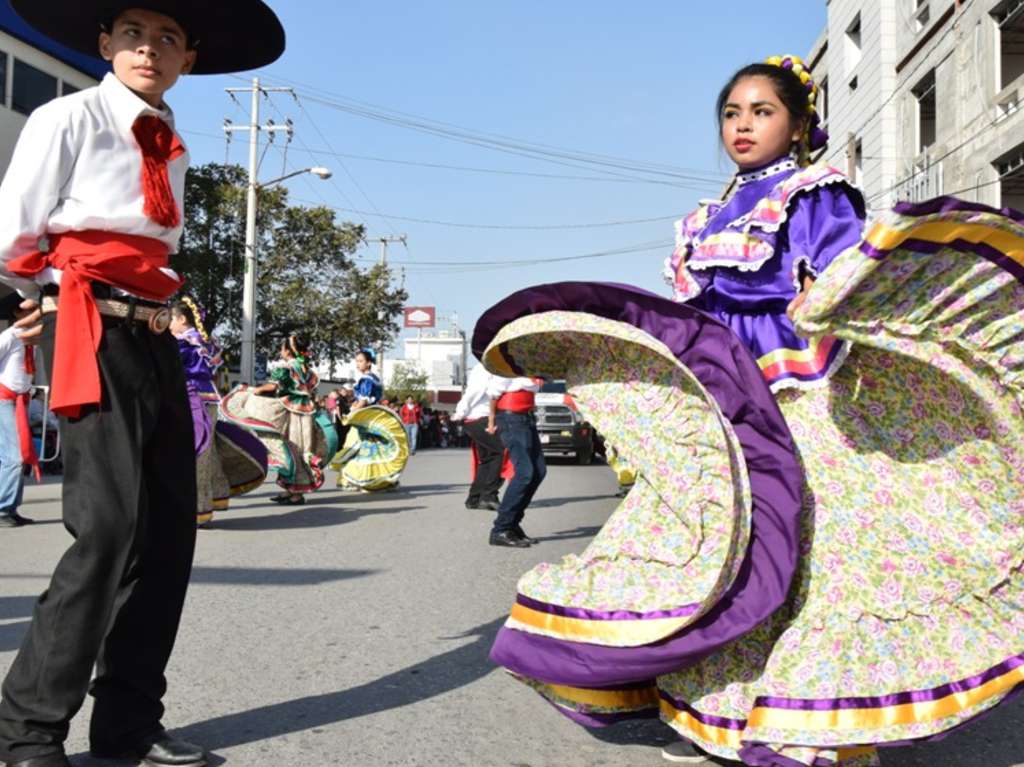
[331,405,410,491]
[478,199,1024,766]
[220,387,337,494]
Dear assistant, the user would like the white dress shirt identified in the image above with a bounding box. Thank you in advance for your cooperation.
[485,373,540,400]
[454,364,495,421]
[0,73,189,298]
[0,326,31,394]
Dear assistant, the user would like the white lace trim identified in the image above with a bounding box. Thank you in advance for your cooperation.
[735,157,798,187]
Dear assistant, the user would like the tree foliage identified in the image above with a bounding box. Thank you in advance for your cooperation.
[385,362,430,404]
[171,163,407,375]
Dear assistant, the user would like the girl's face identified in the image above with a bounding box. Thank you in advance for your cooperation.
[280,344,293,361]
[721,76,804,170]
[169,311,189,336]
[355,354,371,373]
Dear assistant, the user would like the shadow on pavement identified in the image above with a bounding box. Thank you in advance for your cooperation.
[0,620,30,652]
[0,595,38,620]
[535,525,603,543]
[190,567,380,587]
[176,616,505,751]
[530,494,616,508]
[203,504,426,531]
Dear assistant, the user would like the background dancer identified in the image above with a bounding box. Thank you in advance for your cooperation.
[171,298,266,526]
[453,363,506,511]
[486,374,544,548]
[351,348,383,410]
[0,3,284,766]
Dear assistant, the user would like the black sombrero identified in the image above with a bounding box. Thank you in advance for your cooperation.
[8,0,286,75]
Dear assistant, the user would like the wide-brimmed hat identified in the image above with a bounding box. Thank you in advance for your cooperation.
[8,0,285,75]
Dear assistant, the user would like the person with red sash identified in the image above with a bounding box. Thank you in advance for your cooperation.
[454,363,510,511]
[0,3,284,767]
[0,310,38,528]
[486,374,545,548]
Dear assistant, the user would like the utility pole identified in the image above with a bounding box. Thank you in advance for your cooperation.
[372,234,407,382]
[224,78,294,384]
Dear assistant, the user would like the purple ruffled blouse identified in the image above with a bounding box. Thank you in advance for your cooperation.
[176,329,222,399]
[664,156,866,390]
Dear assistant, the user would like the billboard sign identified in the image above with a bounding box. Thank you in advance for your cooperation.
[404,306,436,328]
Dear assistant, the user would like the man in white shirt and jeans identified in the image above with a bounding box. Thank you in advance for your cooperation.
[0,305,37,528]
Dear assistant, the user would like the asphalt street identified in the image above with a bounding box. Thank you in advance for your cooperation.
[1,449,1021,767]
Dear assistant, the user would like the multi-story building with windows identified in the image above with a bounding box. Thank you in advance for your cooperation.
[0,6,107,176]
[810,0,1024,212]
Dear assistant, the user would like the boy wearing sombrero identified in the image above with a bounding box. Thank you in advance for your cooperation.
[0,4,284,766]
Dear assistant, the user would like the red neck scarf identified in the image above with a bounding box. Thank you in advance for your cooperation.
[132,115,186,228]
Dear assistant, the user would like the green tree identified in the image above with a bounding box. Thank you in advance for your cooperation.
[172,163,407,375]
[386,362,430,404]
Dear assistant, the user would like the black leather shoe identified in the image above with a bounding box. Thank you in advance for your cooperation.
[479,500,500,511]
[489,530,531,548]
[464,499,481,509]
[9,512,33,525]
[92,731,207,766]
[0,515,21,528]
[513,525,538,544]
[5,753,72,767]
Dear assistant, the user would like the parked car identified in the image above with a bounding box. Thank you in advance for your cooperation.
[534,380,598,465]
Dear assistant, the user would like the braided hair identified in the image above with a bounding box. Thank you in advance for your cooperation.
[172,297,210,342]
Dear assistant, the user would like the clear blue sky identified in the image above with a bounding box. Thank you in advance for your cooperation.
[170,1,827,352]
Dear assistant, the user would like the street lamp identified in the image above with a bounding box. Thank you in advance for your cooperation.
[240,166,332,384]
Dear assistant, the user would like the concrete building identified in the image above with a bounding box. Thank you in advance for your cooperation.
[811,0,1024,212]
[0,7,107,177]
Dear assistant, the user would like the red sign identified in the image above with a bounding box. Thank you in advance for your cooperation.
[403,306,436,328]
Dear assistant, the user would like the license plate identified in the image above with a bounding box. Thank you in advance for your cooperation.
[540,434,550,444]
[560,430,573,437]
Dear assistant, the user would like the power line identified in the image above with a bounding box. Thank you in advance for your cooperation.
[228,73,730,186]
[385,239,672,268]
[289,197,682,230]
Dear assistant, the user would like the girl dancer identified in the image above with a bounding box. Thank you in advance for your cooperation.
[477,54,1024,767]
[221,334,338,505]
[171,298,266,525]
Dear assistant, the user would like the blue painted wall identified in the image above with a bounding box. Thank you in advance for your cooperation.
[0,4,109,80]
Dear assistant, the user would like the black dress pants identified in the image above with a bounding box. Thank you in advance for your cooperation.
[463,418,503,504]
[0,313,197,761]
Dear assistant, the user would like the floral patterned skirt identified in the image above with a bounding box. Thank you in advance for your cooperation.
[477,198,1024,766]
[220,387,335,494]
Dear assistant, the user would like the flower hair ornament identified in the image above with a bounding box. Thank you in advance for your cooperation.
[181,296,209,342]
[765,54,829,163]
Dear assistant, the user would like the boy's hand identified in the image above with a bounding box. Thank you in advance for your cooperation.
[13,298,42,340]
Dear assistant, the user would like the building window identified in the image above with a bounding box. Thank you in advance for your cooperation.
[845,13,863,74]
[819,77,829,127]
[12,60,57,116]
[0,52,7,107]
[915,1,931,32]
[994,0,1024,90]
[61,82,79,97]
[995,145,1024,210]
[912,70,937,153]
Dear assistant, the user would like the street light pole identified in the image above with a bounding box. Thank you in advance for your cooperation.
[225,79,328,383]
[240,80,260,386]
[372,234,407,383]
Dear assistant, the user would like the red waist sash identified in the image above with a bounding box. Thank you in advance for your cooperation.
[497,389,535,413]
[0,346,39,480]
[7,231,183,418]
